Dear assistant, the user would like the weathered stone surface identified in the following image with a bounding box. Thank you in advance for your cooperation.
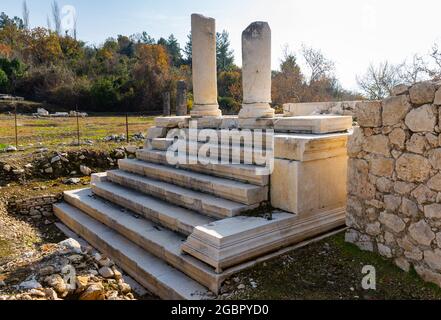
[354,101,382,127]
[424,204,441,219]
[424,249,441,272]
[426,133,439,148]
[348,126,364,157]
[415,265,441,287]
[376,177,393,193]
[378,243,393,258]
[147,127,168,140]
[428,173,441,192]
[409,220,435,246]
[369,157,394,177]
[412,185,437,204]
[348,159,375,200]
[406,134,427,154]
[382,95,411,126]
[392,84,409,96]
[363,135,390,156]
[395,153,431,183]
[366,222,381,236]
[401,198,419,217]
[79,284,105,301]
[405,104,437,133]
[429,148,441,170]
[434,87,441,105]
[394,181,416,195]
[395,257,410,272]
[409,82,436,105]
[389,128,406,149]
[384,195,402,212]
[379,212,406,233]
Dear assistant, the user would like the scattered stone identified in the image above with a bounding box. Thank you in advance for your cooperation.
[80,165,92,176]
[6,145,18,152]
[19,279,42,290]
[79,284,105,301]
[98,267,114,278]
[237,284,245,290]
[63,178,81,185]
[58,238,82,254]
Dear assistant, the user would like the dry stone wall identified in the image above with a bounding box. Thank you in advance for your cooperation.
[346,80,441,287]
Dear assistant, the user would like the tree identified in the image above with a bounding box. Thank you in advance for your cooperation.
[301,45,335,84]
[183,31,192,66]
[51,1,61,35]
[157,35,183,67]
[0,12,24,29]
[131,31,155,44]
[22,1,29,29]
[272,48,304,105]
[357,61,401,99]
[216,30,234,72]
[0,69,9,92]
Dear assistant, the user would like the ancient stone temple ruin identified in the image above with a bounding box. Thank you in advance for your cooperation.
[53,14,353,299]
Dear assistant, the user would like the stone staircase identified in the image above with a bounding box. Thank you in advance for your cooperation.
[53,137,273,299]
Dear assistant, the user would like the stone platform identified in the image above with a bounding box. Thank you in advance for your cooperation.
[53,113,351,299]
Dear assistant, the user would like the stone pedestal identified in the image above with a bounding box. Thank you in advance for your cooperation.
[190,14,221,118]
[162,92,171,116]
[176,80,188,116]
[239,22,274,119]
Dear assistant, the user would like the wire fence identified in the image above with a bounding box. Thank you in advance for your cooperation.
[0,107,161,150]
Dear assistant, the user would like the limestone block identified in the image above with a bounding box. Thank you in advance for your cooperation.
[395,153,431,183]
[427,173,441,192]
[239,22,274,119]
[409,220,435,246]
[348,159,376,200]
[283,101,359,117]
[270,156,348,215]
[155,116,190,128]
[190,14,221,117]
[424,203,441,219]
[238,118,275,129]
[392,84,409,96]
[379,213,405,234]
[434,87,441,105]
[369,157,394,177]
[274,133,349,162]
[382,95,411,126]
[274,115,353,134]
[176,80,188,116]
[429,148,441,170]
[147,127,168,139]
[405,104,437,132]
[409,82,436,105]
[354,100,382,127]
[389,128,406,149]
[362,134,390,156]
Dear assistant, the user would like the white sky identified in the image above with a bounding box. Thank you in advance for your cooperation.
[3,0,441,90]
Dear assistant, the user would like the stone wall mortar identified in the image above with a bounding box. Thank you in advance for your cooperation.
[7,194,62,220]
[346,80,441,287]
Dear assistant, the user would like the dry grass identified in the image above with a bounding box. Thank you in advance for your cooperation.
[0,115,155,148]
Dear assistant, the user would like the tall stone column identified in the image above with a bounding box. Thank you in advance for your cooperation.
[176,80,188,116]
[190,14,222,118]
[239,22,275,119]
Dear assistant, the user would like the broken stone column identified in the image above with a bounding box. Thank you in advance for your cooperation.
[176,80,188,116]
[239,22,275,119]
[190,14,222,118]
[162,92,171,116]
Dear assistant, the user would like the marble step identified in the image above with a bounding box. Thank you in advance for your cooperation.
[118,159,268,205]
[60,189,224,293]
[136,149,269,186]
[85,182,214,236]
[106,170,259,219]
[53,202,212,300]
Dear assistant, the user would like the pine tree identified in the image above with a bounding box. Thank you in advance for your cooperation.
[216,30,234,72]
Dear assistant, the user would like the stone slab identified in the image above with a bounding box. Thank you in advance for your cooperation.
[274,116,353,134]
[182,208,345,272]
[155,116,190,128]
[106,170,259,218]
[136,149,269,186]
[271,156,348,215]
[274,132,349,161]
[283,101,359,116]
[62,189,223,293]
[53,202,211,300]
[117,159,268,205]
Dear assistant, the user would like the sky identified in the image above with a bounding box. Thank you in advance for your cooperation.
[2,0,441,90]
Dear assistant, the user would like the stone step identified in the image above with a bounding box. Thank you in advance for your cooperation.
[53,202,212,300]
[60,189,224,293]
[118,159,268,205]
[136,149,269,186]
[84,182,214,236]
[106,170,259,219]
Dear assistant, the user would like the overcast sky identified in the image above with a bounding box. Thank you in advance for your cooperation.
[2,0,441,90]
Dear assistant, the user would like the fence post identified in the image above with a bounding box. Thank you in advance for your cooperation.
[14,102,18,148]
[126,113,129,144]
[76,105,80,146]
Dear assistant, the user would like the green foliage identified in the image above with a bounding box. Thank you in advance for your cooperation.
[216,31,235,72]
[0,68,9,91]
[90,78,120,110]
[218,96,241,114]
[0,12,24,29]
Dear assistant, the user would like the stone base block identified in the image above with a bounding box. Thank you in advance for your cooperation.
[182,208,345,272]
[271,156,348,215]
[274,116,353,134]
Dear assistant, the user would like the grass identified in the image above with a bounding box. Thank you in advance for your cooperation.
[0,115,156,148]
[225,233,441,300]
